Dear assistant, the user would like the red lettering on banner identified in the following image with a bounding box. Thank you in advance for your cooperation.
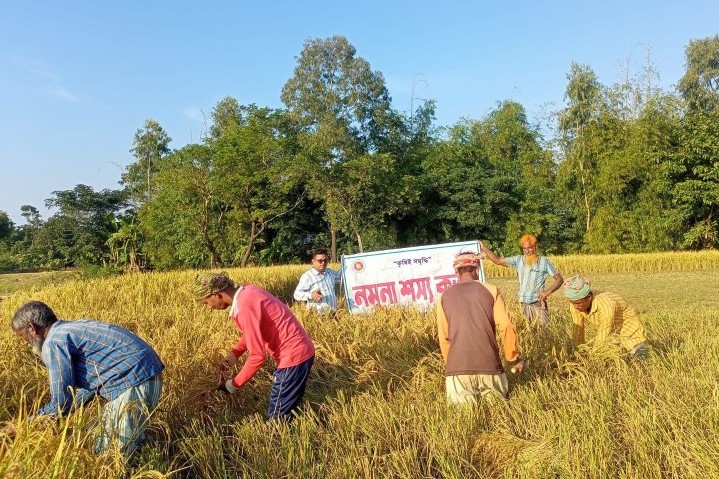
[353,282,399,307]
[399,277,434,302]
[377,282,398,304]
[352,284,379,307]
[433,274,458,294]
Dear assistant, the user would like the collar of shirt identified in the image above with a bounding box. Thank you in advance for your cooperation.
[576,295,600,318]
[229,285,245,318]
[588,294,600,315]
[40,320,66,357]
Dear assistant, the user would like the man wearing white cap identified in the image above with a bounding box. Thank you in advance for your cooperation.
[436,252,525,404]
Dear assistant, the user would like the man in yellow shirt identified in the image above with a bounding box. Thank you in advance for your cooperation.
[563,275,648,359]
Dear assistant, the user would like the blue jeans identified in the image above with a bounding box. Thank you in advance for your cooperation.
[94,374,163,456]
[266,356,314,421]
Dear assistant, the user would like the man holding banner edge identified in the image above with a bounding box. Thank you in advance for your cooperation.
[480,235,563,328]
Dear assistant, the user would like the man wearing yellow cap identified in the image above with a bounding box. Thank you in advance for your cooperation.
[563,275,648,359]
[480,235,563,327]
[436,252,524,404]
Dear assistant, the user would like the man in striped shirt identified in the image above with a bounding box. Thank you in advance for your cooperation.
[293,248,341,315]
[480,235,563,327]
[7,301,164,456]
[563,275,648,359]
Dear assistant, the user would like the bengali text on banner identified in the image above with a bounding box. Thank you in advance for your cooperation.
[340,240,484,314]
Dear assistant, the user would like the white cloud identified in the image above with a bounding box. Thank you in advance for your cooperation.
[51,86,82,103]
[10,54,59,81]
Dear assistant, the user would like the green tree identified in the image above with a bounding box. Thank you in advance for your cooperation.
[678,35,719,114]
[424,118,520,245]
[122,119,172,204]
[211,105,305,266]
[20,205,42,229]
[557,63,602,237]
[477,101,571,253]
[377,100,439,248]
[281,35,393,258]
[674,35,719,248]
[106,213,144,272]
[40,185,128,267]
[0,211,13,242]
[140,143,233,269]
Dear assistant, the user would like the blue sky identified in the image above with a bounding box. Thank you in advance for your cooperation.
[1,1,718,223]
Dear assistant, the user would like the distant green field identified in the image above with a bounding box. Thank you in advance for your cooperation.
[0,271,79,297]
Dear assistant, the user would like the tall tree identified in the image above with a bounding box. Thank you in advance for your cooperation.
[122,119,172,204]
[141,143,239,269]
[376,100,439,248]
[557,63,602,237]
[0,211,13,242]
[281,35,393,259]
[678,35,719,114]
[211,105,305,266]
[479,101,571,253]
[20,205,42,229]
[674,35,719,248]
[424,118,521,245]
[36,185,128,267]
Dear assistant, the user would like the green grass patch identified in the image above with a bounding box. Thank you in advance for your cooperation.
[0,271,80,298]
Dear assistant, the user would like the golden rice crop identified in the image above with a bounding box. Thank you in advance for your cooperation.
[0,253,718,478]
[483,250,719,277]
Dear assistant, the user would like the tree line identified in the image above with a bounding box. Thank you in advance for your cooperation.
[1,34,718,273]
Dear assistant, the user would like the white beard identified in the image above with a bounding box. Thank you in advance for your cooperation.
[31,336,44,356]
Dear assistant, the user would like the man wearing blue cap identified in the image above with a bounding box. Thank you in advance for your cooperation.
[563,275,648,359]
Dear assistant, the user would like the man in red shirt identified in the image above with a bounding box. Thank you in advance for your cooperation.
[194,272,315,421]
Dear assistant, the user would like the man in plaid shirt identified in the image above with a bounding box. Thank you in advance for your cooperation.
[7,301,164,456]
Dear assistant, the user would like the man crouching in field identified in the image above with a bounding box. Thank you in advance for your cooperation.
[195,272,315,421]
[563,275,649,359]
[4,301,164,456]
[436,252,524,404]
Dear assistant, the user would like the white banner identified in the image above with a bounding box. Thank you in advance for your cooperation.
[340,240,484,314]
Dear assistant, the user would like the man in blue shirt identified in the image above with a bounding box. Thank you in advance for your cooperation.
[480,235,563,327]
[6,301,164,456]
[293,248,341,315]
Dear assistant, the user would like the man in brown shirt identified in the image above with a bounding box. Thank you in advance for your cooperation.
[436,252,525,403]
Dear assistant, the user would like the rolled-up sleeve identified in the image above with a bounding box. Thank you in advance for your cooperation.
[435,293,450,362]
[491,288,520,362]
[293,272,313,302]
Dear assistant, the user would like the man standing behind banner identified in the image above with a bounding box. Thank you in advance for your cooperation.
[480,235,563,327]
[293,249,341,315]
[436,252,524,404]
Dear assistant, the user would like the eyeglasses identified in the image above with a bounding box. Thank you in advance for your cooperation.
[314,258,328,263]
